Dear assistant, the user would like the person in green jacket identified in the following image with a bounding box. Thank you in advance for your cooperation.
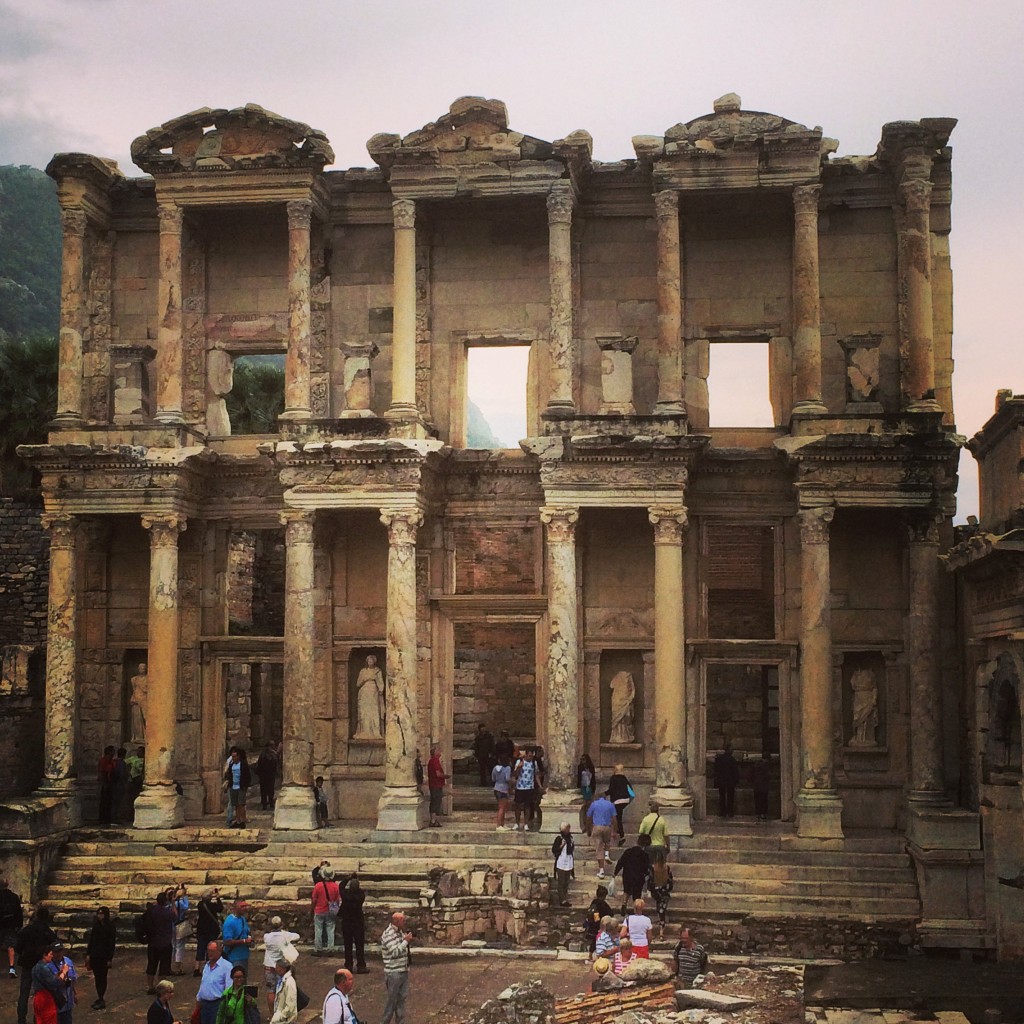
[216,965,260,1024]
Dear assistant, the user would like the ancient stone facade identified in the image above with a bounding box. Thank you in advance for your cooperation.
[9,95,1002,944]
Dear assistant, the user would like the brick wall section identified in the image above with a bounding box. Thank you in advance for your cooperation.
[454,523,536,594]
[0,496,49,648]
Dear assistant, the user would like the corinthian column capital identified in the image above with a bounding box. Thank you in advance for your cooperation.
[392,198,416,230]
[907,515,942,546]
[141,513,187,546]
[654,189,679,219]
[286,199,313,231]
[793,183,822,217]
[546,185,574,225]
[41,513,78,549]
[899,178,933,214]
[540,505,579,542]
[280,508,315,544]
[380,508,423,546]
[649,505,688,544]
[798,506,834,544]
[157,202,184,233]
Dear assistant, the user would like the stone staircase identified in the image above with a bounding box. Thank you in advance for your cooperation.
[38,813,921,957]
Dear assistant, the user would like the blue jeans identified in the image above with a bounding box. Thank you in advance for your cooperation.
[199,998,222,1024]
[314,912,336,950]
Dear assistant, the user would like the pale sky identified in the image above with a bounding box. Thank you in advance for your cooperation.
[2,0,1021,521]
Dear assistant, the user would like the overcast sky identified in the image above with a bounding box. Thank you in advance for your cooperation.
[2,0,1021,520]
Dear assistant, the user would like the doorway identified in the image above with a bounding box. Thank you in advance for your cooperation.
[704,663,781,819]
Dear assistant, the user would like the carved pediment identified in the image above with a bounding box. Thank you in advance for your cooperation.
[131,104,334,175]
[367,96,591,197]
[633,93,834,191]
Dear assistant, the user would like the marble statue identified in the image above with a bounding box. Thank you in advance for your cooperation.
[849,667,879,747]
[353,654,385,739]
[608,670,636,744]
[129,662,148,745]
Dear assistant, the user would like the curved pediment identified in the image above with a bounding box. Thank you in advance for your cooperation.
[131,103,334,175]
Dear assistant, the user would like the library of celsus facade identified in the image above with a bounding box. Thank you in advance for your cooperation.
[18,94,991,937]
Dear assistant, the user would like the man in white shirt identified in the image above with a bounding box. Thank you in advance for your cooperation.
[322,967,355,1024]
[551,821,575,907]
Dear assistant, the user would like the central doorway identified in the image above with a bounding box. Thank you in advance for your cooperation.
[704,662,782,819]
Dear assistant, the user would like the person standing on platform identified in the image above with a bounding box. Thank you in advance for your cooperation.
[221,901,253,972]
[511,748,536,833]
[551,822,575,908]
[491,754,512,831]
[607,765,634,846]
[225,749,251,829]
[311,867,340,955]
[126,746,145,802]
[255,744,279,811]
[426,746,447,829]
[84,906,116,1010]
[472,724,494,787]
[97,747,116,825]
[379,912,412,1024]
[713,744,739,818]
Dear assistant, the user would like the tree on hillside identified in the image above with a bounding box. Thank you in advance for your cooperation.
[0,166,61,339]
[0,334,58,494]
[225,358,285,434]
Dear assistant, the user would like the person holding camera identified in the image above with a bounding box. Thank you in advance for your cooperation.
[170,885,190,976]
[194,889,225,978]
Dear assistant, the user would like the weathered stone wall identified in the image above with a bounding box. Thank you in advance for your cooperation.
[0,496,49,649]
[453,522,537,594]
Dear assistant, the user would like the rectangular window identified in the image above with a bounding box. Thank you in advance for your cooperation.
[466,345,530,449]
[707,342,773,427]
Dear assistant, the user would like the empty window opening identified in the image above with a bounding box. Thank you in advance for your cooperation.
[707,343,773,428]
[225,354,285,435]
[466,346,529,448]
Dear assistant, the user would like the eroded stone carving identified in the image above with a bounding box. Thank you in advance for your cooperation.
[608,670,636,743]
[353,654,385,739]
[848,668,879,747]
[129,662,148,745]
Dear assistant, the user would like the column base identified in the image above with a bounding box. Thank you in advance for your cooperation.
[278,408,313,422]
[907,398,942,414]
[653,400,685,416]
[28,781,80,832]
[273,784,319,831]
[906,797,979,849]
[49,413,84,430]
[376,786,427,831]
[795,788,844,839]
[153,411,185,425]
[791,399,828,417]
[383,407,429,439]
[651,787,694,840]
[133,784,184,830]
[539,790,583,834]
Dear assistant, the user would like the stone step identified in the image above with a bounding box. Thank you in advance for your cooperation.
[43,878,427,900]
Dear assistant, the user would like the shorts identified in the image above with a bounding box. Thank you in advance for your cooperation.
[146,945,172,977]
[494,790,509,804]
[591,824,612,860]
[514,788,533,806]
[429,788,443,815]
[264,966,280,990]
[0,929,17,950]
[229,788,246,807]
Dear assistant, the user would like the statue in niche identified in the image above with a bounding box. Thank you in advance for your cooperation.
[849,667,879,747]
[353,655,385,739]
[608,671,636,744]
[129,662,148,745]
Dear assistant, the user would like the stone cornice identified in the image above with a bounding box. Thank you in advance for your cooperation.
[941,529,1024,572]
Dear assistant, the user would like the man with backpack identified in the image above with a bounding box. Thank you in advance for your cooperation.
[311,867,341,955]
[551,822,575,908]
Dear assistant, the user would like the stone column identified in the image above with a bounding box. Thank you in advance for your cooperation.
[795,506,843,838]
[654,190,684,414]
[539,505,581,828]
[545,185,575,415]
[792,185,827,416]
[155,202,185,424]
[37,514,80,819]
[134,513,186,829]
[275,510,318,829]
[907,517,945,803]
[899,179,940,413]
[649,506,693,837]
[282,199,313,420]
[386,199,419,421]
[54,207,87,426]
[377,509,427,830]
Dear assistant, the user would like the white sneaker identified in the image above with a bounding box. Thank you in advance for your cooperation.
[496,825,510,832]
[597,870,606,879]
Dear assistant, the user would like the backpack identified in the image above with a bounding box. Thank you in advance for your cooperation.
[134,906,150,943]
[295,984,310,1012]
[551,835,562,857]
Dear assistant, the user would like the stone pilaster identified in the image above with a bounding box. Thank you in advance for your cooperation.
[386,199,419,421]
[275,510,318,830]
[155,202,185,424]
[545,186,575,415]
[654,190,684,414]
[898,179,940,412]
[795,506,843,838]
[281,199,313,420]
[649,506,693,837]
[539,505,581,829]
[54,208,87,426]
[792,185,827,416]
[907,517,945,805]
[36,515,80,819]
[134,513,186,829]
[376,509,427,830]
